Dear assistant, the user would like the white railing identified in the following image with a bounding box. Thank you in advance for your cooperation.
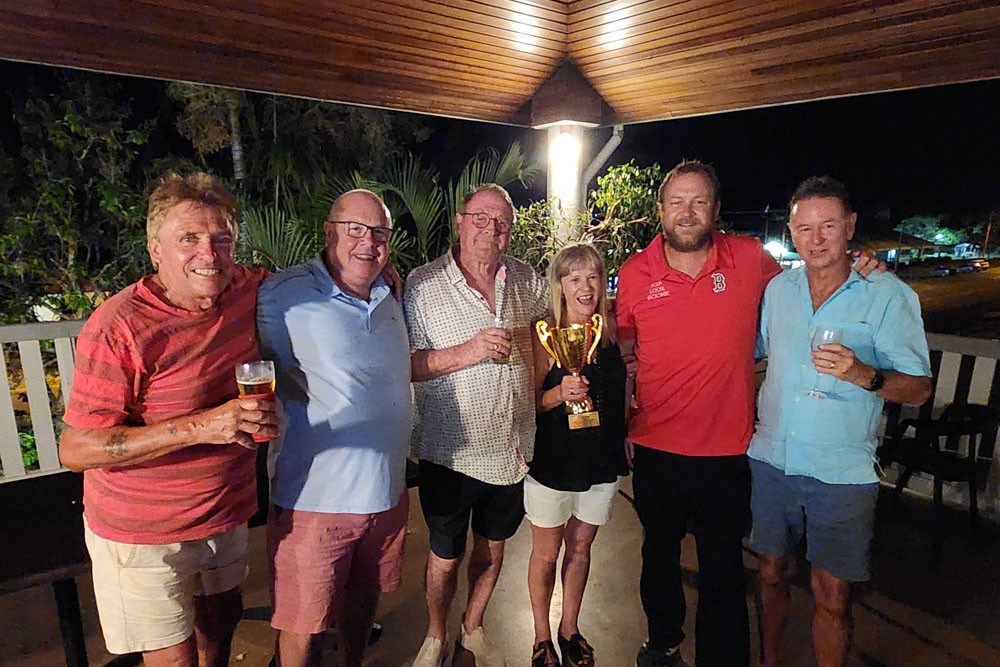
[3,321,1000,510]
[882,332,1000,514]
[0,319,85,483]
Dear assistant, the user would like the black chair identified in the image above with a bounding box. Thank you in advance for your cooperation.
[881,402,1000,525]
[879,402,1000,564]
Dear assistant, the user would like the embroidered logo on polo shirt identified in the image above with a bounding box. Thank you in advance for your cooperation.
[712,273,727,293]
[647,281,671,300]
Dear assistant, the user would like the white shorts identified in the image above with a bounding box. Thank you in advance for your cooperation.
[523,474,620,528]
[84,520,249,654]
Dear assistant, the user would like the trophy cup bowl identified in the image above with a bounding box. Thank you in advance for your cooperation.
[535,313,603,429]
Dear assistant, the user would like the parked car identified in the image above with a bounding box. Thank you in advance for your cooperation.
[949,258,990,273]
[950,259,976,274]
[898,259,951,279]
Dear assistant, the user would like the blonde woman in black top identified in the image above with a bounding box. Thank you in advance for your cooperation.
[527,244,629,667]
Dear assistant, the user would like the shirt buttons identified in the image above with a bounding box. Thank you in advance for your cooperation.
[794,396,800,402]
[790,429,796,436]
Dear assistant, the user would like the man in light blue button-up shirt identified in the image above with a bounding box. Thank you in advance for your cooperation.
[748,177,931,667]
[257,190,412,667]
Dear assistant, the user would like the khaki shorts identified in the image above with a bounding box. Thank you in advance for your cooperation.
[84,520,249,654]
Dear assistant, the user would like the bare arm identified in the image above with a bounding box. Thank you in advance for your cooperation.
[410,327,512,382]
[59,395,278,472]
[812,343,932,405]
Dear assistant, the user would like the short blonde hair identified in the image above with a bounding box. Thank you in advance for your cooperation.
[146,173,238,241]
[547,243,612,345]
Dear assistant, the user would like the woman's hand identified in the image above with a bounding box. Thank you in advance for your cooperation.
[559,374,590,402]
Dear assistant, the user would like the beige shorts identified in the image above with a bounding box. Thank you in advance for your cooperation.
[523,474,620,528]
[84,520,249,654]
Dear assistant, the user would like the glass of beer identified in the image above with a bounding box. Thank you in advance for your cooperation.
[235,360,275,442]
[492,315,512,364]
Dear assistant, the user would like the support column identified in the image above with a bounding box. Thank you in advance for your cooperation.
[547,124,584,242]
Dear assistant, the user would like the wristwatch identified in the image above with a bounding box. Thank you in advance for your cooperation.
[866,369,885,392]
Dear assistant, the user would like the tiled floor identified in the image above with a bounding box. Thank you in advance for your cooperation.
[4,479,1000,666]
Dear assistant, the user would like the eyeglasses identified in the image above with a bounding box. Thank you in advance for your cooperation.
[461,211,513,233]
[327,220,393,244]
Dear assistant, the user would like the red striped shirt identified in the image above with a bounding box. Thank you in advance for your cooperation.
[64,266,269,544]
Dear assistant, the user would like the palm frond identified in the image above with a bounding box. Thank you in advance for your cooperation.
[377,154,445,261]
[444,141,536,224]
[238,206,323,271]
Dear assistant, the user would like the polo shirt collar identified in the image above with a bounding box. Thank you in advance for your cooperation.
[308,254,390,303]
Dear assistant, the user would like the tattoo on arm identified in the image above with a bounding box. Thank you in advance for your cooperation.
[104,431,127,458]
[169,424,177,437]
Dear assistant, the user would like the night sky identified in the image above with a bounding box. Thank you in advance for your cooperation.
[427,78,1000,229]
[3,59,997,228]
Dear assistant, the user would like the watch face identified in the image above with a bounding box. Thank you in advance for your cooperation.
[870,371,885,391]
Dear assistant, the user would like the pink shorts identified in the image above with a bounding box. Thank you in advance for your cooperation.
[267,492,408,633]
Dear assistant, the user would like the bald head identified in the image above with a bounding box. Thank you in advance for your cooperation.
[323,189,393,300]
[328,189,391,227]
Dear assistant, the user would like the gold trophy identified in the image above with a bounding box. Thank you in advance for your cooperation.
[535,314,603,429]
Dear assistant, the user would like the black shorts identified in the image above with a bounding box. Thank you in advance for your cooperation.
[417,459,525,559]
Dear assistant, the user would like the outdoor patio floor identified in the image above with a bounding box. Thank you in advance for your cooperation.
[3,476,1000,666]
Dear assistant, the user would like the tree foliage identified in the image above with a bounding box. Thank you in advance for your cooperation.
[896,214,964,245]
[1,72,154,321]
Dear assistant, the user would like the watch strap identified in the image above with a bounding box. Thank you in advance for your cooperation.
[867,370,885,392]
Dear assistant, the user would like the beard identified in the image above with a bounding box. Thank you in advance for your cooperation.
[662,222,713,253]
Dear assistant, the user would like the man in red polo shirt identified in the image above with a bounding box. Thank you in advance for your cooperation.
[60,173,279,667]
[617,161,876,667]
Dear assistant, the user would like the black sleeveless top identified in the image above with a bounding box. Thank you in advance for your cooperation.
[530,343,629,492]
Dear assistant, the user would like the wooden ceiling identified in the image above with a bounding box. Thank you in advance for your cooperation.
[1,1,997,126]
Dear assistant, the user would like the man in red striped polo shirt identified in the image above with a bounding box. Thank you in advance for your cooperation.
[60,173,279,667]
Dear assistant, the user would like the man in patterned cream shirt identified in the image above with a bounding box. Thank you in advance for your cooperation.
[405,184,549,667]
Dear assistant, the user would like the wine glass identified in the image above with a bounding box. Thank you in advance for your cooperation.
[807,328,843,399]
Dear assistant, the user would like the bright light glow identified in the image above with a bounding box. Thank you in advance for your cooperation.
[510,14,540,52]
[935,233,945,241]
[548,125,583,239]
[601,8,628,48]
[887,248,898,259]
[532,119,600,130]
[764,241,788,258]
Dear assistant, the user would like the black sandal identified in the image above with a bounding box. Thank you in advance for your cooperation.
[558,634,594,667]
[532,640,561,667]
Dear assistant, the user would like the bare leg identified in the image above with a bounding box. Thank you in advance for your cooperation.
[275,630,322,667]
[192,587,242,667]
[340,585,380,667]
[426,551,462,640]
[141,636,197,667]
[463,535,506,633]
[528,524,565,645]
[756,555,793,667]
[557,518,599,639]
[810,567,851,667]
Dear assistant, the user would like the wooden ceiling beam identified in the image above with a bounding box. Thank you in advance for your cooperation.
[0,0,997,126]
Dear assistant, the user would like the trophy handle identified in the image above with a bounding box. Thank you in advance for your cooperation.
[585,313,604,364]
[535,320,562,368]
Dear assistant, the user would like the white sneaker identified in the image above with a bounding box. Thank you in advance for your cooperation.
[459,626,506,667]
[413,635,450,667]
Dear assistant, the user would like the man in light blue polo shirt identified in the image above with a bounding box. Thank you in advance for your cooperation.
[257,189,411,667]
[748,176,932,667]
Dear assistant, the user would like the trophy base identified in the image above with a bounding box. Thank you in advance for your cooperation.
[567,411,600,430]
